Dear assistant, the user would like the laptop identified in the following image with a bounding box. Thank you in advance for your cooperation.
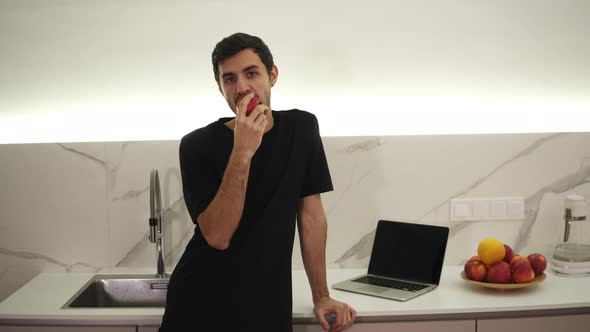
[332,220,449,301]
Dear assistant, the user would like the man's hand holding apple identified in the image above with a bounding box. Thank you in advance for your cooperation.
[233,93,268,159]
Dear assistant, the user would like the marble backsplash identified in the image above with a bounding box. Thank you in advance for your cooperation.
[1,132,589,302]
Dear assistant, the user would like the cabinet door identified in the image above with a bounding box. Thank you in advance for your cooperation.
[137,327,160,332]
[0,326,135,332]
[478,314,590,332]
[293,319,474,332]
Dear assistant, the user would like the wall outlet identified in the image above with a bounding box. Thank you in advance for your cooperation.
[450,197,525,221]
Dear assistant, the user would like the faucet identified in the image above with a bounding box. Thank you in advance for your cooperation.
[563,194,587,242]
[149,169,166,278]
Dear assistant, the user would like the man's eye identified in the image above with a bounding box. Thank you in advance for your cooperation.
[247,71,257,78]
[224,77,234,84]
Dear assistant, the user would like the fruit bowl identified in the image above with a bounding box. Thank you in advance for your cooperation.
[460,271,546,289]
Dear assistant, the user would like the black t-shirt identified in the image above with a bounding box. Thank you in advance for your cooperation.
[160,110,333,332]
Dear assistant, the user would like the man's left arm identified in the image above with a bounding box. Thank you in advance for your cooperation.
[297,193,356,332]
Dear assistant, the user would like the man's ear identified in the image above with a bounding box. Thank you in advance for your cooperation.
[270,65,278,87]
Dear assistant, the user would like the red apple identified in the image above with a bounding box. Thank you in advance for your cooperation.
[464,259,487,282]
[503,244,515,264]
[237,95,262,116]
[512,261,535,283]
[509,255,530,271]
[245,95,261,116]
[469,255,480,262]
[527,253,547,276]
[486,261,512,284]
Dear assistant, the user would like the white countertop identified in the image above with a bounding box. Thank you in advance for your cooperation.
[1,266,589,326]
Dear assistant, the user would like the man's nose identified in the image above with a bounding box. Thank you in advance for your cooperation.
[236,76,251,95]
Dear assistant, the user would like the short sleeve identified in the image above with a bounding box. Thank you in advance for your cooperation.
[300,114,333,198]
[179,136,220,224]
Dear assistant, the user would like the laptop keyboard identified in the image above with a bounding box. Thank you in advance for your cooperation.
[352,275,428,292]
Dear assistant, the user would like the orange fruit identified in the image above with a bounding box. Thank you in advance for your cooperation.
[477,238,506,265]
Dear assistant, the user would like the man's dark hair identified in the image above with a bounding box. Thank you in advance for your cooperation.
[212,32,274,86]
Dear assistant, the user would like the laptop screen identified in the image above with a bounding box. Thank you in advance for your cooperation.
[368,220,449,285]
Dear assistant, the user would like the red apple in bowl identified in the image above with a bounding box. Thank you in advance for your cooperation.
[464,259,487,282]
[512,260,536,283]
[486,261,512,284]
[503,244,515,264]
[527,253,547,276]
[509,255,529,271]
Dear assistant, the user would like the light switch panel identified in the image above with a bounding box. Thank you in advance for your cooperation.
[490,200,508,218]
[507,199,525,219]
[472,200,490,219]
[451,197,525,221]
[453,203,471,219]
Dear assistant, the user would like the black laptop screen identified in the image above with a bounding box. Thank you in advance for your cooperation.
[367,220,449,285]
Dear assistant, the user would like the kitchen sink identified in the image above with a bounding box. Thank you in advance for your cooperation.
[63,274,169,308]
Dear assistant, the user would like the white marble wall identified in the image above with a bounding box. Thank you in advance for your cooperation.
[317,133,590,269]
[1,132,589,302]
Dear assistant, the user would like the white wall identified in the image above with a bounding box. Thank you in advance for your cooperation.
[1,132,589,302]
[1,0,589,143]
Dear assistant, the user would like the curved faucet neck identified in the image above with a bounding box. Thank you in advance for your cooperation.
[149,169,166,278]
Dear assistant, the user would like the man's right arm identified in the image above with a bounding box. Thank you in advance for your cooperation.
[197,151,251,250]
[196,95,269,250]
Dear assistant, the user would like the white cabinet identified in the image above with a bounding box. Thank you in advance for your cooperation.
[478,314,590,332]
[0,327,134,332]
[293,320,474,332]
[135,321,476,332]
[3,314,590,332]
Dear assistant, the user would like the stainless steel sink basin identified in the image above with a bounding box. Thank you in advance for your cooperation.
[63,274,170,308]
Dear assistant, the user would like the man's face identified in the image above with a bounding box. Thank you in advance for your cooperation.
[217,48,278,114]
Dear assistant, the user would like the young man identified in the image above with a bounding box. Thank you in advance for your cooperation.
[159,33,356,332]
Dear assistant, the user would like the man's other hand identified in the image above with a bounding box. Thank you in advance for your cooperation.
[314,296,356,332]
